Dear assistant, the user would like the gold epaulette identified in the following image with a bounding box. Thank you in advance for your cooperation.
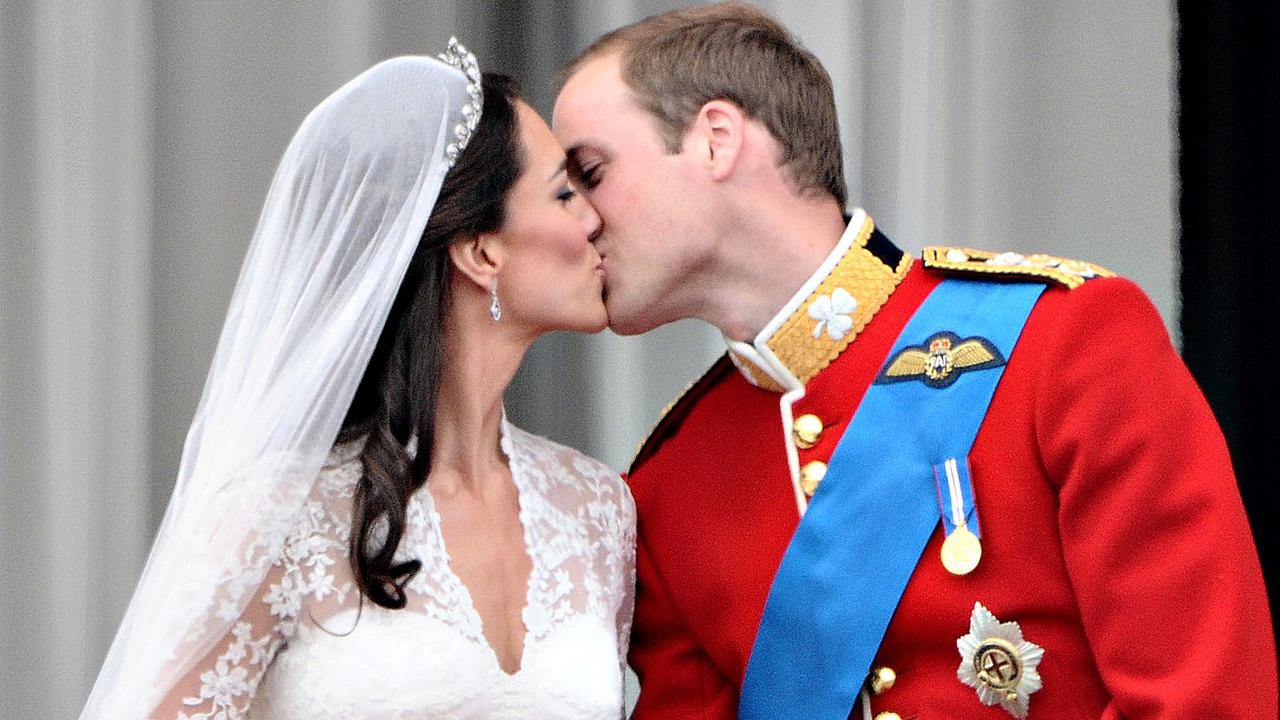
[922,246,1115,290]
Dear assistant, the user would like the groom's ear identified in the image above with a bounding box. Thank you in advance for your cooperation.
[448,232,504,290]
[693,99,746,182]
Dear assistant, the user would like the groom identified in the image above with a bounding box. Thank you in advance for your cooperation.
[554,4,1275,720]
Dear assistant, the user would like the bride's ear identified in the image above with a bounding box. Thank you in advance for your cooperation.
[448,232,504,290]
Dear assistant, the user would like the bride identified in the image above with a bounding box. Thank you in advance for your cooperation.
[80,41,634,719]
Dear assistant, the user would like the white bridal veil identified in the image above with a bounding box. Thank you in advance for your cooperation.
[80,41,482,719]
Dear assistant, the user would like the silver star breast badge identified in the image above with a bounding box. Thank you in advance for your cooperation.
[956,602,1044,718]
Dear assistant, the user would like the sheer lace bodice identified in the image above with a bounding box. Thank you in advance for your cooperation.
[160,420,635,720]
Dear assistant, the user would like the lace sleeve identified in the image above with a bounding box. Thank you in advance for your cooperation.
[615,474,637,671]
[147,551,302,720]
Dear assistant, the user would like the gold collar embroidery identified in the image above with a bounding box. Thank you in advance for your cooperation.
[726,211,913,392]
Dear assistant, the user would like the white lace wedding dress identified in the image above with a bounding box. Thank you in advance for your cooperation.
[164,419,635,720]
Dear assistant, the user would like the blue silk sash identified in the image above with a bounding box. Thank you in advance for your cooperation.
[739,279,1046,719]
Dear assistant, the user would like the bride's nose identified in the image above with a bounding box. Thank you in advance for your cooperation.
[575,194,601,241]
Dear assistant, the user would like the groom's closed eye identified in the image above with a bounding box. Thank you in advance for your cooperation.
[566,149,603,191]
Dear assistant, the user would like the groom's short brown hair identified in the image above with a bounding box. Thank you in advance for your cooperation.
[562,2,847,208]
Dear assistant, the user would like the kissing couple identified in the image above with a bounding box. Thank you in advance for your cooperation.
[80,3,1275,720]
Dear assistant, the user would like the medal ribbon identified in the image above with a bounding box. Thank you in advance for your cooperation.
[935,456,981,537]
[739,279,1045,720]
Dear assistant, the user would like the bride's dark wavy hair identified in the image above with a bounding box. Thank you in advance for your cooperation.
[337,73,523,609]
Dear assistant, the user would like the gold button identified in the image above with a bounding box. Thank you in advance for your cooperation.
[873,713,902,720]
[868,666,896,695]
[799,460,827,497]
[792,413,824,449]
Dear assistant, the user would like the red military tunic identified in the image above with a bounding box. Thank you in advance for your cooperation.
[626,211,1276,719]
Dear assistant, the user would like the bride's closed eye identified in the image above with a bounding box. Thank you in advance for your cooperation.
[556,187,577,204]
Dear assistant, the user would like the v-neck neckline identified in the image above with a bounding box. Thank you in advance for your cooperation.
[421,414,535,678]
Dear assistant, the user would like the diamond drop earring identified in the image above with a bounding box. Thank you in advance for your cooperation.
[489,277,502,322]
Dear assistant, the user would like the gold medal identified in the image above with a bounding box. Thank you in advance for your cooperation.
[941,524,982,575]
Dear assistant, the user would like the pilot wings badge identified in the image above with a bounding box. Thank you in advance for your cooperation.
[874,331,1005,389]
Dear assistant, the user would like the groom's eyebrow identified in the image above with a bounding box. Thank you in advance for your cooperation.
[564,148,588,183]
[566,144,605,165]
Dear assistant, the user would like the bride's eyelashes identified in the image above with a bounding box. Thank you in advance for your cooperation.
[556,187,577,204]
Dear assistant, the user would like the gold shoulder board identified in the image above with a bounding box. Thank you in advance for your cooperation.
[922,247,1115,290]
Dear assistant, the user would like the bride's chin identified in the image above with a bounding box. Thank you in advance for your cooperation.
[552,303,608,334]
[584,307,609,334]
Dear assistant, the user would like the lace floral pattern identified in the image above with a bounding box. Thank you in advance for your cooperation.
[160,419,635,720]
[176,623,282,720]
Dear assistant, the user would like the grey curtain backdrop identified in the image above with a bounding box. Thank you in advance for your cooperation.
[0,2,1173,717]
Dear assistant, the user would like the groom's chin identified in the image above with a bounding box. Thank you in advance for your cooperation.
[606,321,646,337]
[605,308,660,337]
[603,288,669,336]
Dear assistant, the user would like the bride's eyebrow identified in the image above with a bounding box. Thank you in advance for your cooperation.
[547,157,568,182]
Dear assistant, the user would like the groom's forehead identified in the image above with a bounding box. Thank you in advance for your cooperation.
[556,54,631,119]
[555,69,650,159]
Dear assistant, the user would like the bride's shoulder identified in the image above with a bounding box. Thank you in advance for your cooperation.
[507,424,631,503]
[312,435,366,499]
[323,434,366,468]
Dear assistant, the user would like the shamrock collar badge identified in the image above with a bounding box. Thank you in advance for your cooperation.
[808,287,858,340]
[956,603,1044,718]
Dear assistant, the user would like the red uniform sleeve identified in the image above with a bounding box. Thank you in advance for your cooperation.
[1033,277,1276,719]
[628,534,738,719]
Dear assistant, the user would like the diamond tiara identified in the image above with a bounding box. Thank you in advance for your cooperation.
[437,37,483,167]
